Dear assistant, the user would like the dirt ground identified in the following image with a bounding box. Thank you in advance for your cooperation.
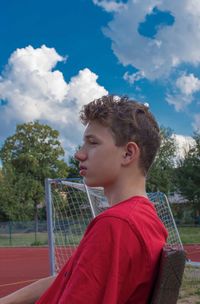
[178,279,200,304]
[178,295,200,304]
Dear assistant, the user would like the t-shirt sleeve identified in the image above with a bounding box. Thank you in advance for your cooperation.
[58,216,146,304]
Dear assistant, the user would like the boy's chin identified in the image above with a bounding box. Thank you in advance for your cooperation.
[84,178,102,188]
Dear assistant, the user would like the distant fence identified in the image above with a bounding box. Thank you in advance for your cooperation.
[0,219,199,247]
[171,203,200,226]
[0,221,48,246]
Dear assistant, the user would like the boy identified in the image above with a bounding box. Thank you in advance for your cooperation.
[0,95,167,303]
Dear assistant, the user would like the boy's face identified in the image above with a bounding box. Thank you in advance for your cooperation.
[75,120,124,188]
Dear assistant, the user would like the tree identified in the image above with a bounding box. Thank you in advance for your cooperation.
[175,131,200,216]
[0,121,68,221]
[147,127,176,194]
[68,146,81,179]
[0,164,36,220]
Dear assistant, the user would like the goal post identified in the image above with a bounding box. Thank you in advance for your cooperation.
[45,178,185,275]
[45,178,56,275]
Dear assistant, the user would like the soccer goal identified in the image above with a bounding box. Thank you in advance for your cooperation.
[45,178,184,275]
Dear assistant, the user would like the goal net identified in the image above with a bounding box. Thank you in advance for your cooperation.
[45,178,184,275]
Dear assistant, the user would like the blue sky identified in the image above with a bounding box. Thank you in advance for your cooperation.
[0,0,199,157]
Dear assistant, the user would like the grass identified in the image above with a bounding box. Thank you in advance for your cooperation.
[179,275,200,303]
[178,226,200,244]
[55,233,82,245]
[0,232,83,246]
[0,225,199,247]
[0,232,48,246]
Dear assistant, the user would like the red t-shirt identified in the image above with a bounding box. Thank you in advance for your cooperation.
[36,196,168,304]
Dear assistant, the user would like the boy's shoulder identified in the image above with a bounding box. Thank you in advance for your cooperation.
[99,196,155,219]
[91,196,159,224]
[93,196,167,236]
[83,195,168,253]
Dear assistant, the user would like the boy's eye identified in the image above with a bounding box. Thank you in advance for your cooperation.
[88,138,98,145]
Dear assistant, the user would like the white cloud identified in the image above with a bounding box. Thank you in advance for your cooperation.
[0,45,108,157]
[172,134,196,159]
[166,93,192,112]
[68,68,107,110]
[92,0,127,12]
[8,45,66,75]
[93,0,200,118]
[166,73,200,111]
[100,0,200,80]
[123,70,145,84]
[176,73,200,96]
[0,45,69,123]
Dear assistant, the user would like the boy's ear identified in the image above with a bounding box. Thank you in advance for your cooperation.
[122,142,140,165]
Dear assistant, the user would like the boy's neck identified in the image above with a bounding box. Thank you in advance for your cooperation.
[104,175,147,206]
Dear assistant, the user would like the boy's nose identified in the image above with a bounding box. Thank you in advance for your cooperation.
[75,149,87,161]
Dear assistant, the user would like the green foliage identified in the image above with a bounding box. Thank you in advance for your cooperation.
[175,131,200,210]
[0,121,68,221]
[0,165,36,220]
[68,145,81,178]
[0,121,68,179]
[52,184,88,220]
[147,127,176,193]
[171,202,200,225]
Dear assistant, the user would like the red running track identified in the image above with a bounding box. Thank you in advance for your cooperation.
[184,244,200,262]
[0,245,199,298]
[0,247,50,297]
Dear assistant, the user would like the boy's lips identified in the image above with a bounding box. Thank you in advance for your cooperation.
[79,165,87,176]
